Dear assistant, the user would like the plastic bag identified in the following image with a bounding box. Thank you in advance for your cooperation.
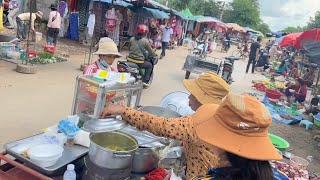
[58,120,80,139]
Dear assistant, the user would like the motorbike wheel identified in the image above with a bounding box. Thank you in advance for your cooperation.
[185,71,191,79]
[232,50,241,57]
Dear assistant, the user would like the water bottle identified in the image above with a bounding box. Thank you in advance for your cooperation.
[63,164,76,180]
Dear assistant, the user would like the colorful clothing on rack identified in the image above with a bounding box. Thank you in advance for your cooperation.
[174,20,183,40]
[93,2,107,36]
[58,1,68,37]
[69,0,77,12]
[78,0,90,31]
[87,14,95,37]
[66,12,79,41]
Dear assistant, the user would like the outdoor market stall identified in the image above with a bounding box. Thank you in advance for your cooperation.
[0,72,186,180]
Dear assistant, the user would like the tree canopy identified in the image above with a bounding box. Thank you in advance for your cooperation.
[166,0,271,34]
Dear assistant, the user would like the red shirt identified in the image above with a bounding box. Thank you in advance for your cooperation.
[83,61,115,75]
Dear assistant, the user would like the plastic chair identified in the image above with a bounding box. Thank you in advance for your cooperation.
[299,120,314,130]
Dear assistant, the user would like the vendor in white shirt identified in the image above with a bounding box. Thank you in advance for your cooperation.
[16,11,43,40]
[160,22,173,59]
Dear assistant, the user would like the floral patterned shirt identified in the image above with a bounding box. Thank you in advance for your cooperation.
[121,107,220,179]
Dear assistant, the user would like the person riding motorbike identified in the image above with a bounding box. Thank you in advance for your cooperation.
[195,30,212,56]
[127,24,157,87]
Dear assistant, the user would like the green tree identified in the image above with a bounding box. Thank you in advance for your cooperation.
[256,22,271,35]
[168,0,193,11]
[223,0,261,28]
[281,26,304,33]
[307,11,320,29]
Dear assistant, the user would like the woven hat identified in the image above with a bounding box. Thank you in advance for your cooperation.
[94,37,122,57]
[35,11,43,19]
[183,72,230,104]
[193,93,282,161]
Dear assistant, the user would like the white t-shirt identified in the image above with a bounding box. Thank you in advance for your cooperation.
[161,27,173,42]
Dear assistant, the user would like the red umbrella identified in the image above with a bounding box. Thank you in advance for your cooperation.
[294,28,320,50]
[279,32,303,47]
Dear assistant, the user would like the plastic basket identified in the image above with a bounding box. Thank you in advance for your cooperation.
[0,42,15,57]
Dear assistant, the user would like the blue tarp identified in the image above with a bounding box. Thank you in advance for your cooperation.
[92,0,133,7]
[274,36,284,45]
[132,7,170,19]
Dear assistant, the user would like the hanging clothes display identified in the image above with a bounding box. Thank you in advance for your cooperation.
[78,0,90,31]
[87,12,95,37]
[92,2,107,36]
[119,7,127,35]
[188,21,195,31]
[105,8,121,45]
[58,0,68,37]
[193,22,200,36]
[0,4,3,31]
[105,8,117,33]
[128,11,144,36]
[69,0,77,12]
[111,10,122,45]
[174,19,183,40]
[66,12,79,41]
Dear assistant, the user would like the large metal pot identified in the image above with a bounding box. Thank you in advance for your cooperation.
[89,132,138,169]
[132,147,160,173]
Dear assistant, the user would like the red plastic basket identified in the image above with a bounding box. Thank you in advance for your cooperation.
[266,89,283,99]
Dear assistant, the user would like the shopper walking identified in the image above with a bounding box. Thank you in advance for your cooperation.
[246,37,262,73]
[7,0,19,29]
[47,4,61,46]
[160,22,173,59]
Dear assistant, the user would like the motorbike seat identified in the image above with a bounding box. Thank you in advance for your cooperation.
[118,61,139,69]
[225,56,240,61]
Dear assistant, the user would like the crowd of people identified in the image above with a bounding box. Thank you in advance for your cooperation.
[244,36,317,104]
[5,0,62,46]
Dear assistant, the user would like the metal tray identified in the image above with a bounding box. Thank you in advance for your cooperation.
[4,133,88,176]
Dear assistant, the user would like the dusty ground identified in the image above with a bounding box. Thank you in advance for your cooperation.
[0,37,319,173]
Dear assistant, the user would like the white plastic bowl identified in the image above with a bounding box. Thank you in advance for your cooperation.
[28,144,64,167]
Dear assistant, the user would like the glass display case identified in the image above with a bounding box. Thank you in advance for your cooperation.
[71,75,143,126]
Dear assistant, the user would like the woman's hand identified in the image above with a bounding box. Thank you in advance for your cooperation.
[100,104,125,118]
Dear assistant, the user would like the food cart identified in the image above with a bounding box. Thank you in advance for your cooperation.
[1,74,184,179]
[182,55,222,79]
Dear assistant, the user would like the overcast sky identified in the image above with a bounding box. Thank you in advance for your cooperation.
[221,0,320,31]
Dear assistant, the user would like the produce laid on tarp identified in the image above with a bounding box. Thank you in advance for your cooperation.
[28,52,67,64]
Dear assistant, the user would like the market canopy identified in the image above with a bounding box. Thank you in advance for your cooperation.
[93,0,133,7]
[274,36,284,46]
[226,23,246,33]
[301,41,320,66]
[182,8,193,17]
[279,32,303,47]
[131,7,170,19]
[195,16,222,23]
[294,29,320,50]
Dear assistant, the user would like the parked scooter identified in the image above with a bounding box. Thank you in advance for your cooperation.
[117,53,159,88]
[221,40,231,53]
[221,56,240,84]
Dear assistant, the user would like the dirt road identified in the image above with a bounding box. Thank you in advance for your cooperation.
[0,45,319,172]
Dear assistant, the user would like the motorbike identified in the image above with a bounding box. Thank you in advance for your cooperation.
[117,52,158,88]
[221,40,231,53]
[221,56,240,84]
[193,40,208,58]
